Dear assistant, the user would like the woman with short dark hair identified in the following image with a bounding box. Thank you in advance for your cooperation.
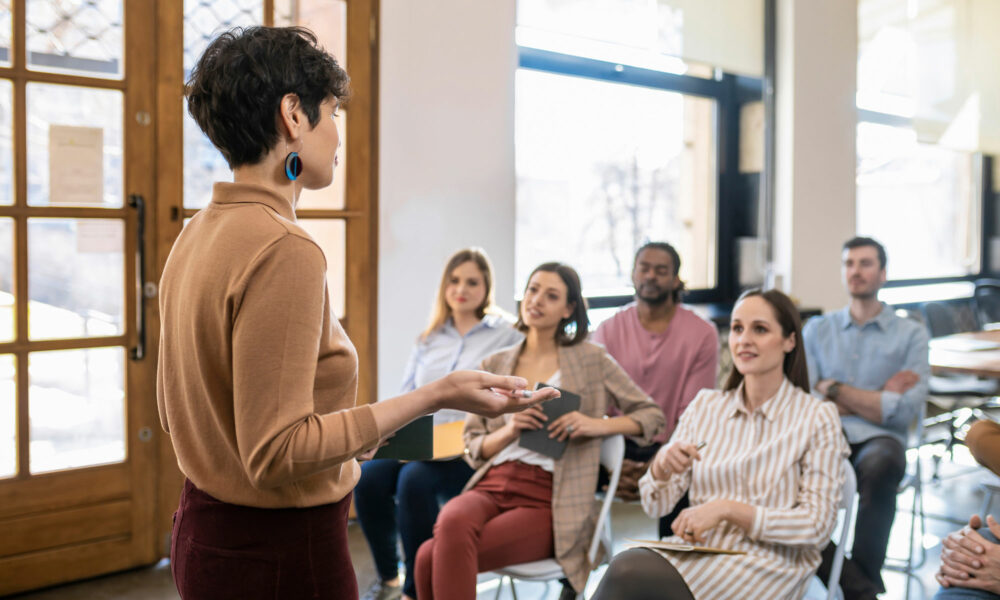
[414,263,666,599]
[589,289,849,600]
[158,27,552,599]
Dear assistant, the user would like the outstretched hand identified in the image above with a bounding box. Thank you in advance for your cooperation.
[434,370,560,418]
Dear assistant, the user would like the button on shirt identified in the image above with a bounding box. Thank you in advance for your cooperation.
[802,303,930,446]
[399,314,524,424]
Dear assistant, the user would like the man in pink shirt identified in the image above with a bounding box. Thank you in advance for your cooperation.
[592,242,718,535]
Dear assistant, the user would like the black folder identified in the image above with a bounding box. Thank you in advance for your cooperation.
[518,385,582,459]
[373,415,434,460]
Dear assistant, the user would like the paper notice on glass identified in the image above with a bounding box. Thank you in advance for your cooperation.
[77,220,122,254]
[49,125,104,205]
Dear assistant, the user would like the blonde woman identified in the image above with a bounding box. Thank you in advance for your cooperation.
[355,248,523,600]
[415,262,666,599]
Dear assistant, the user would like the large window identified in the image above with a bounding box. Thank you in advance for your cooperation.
[857,0,992,282]
[515,67,718,298]
[514,0,763,306]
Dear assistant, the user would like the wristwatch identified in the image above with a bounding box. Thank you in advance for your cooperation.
[826,381,842,401]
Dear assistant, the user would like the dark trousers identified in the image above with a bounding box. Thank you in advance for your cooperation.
[817,435,906,598]
[171,479,355,600]
[590,548,694,600]
[354,457,474,597]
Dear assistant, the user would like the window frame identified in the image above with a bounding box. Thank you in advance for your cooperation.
[516,46,761,308]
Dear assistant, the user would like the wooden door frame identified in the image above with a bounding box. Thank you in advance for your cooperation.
[0,0,160,594]
[152,0,381,555]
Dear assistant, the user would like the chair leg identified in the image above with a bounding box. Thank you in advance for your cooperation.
[494,575,503,600]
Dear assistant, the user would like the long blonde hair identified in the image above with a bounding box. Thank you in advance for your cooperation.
[421,248,499,340]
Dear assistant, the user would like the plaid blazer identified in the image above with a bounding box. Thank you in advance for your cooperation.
[463,340,665,592]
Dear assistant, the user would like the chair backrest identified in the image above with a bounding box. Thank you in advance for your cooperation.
[588,434,625,565]
[975,279,1000,327]
[825,458,858,600]
[922,301,960,338]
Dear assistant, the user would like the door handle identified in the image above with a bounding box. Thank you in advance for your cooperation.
[129,194,146,360]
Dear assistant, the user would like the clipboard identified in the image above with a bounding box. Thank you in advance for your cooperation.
[625,538,746,555]
[518,385,581,459]
[373,417,466,461]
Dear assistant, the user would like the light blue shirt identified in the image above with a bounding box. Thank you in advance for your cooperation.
[802,303,929,446]
[399,314,524,424]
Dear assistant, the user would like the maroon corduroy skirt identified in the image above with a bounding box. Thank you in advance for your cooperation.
[171,479,356,600]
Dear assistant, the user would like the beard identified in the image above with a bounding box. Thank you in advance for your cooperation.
[637,284,672,305]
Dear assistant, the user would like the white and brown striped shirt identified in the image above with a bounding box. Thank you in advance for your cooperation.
[638,378,848,599]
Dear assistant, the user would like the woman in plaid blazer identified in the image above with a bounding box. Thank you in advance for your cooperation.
[415,262,666,599]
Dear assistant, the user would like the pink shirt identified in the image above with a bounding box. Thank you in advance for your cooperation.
[591,303,718,443]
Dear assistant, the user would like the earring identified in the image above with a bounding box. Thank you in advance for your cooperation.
[284,151,303,181]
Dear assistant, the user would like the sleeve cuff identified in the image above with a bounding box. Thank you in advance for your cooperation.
[355,403,380,447]
[880,390,902,425]
[748,506,765,540]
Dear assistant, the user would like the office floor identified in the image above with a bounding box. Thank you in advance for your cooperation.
[9,443,997,600]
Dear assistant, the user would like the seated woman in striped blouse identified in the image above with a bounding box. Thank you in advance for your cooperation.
[591,288,849,600]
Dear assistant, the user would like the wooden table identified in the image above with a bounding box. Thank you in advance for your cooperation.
[929,330,1000,378]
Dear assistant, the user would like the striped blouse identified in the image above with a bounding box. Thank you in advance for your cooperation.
[638,378,848,600]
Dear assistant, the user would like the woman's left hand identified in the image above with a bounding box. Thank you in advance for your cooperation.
[548,411,603,441]
[672,500,729,544]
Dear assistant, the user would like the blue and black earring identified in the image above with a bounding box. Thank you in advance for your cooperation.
[284,151,303,181]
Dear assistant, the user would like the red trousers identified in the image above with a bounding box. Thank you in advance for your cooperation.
[415,461,555,600]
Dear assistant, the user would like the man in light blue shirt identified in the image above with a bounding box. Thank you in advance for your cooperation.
[804,236,930,599]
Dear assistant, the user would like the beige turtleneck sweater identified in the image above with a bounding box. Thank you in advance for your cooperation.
[157,182,379,508]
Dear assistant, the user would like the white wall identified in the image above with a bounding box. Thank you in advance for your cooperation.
[773,0,857,311]
[378,1,517,399]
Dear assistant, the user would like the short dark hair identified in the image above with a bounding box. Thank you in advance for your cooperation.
[515,262,590,346]
[843,236,887,270]
[186,26,350,169]
[723,288,810,394]
[634,241,685,302]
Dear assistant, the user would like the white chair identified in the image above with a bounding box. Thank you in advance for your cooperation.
[490,434,625,600]
[884,405,928,600]
[809,458,858,600]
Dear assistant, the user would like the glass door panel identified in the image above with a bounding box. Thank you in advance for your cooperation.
[0,2,10,66]
[28,347,125,474]
[0,217,11,342]
[27,218,124,340]
[297,219,346,317]
[182,0,262,210]
[0,79,11,206]
[26,83,123,208]
[26,0,124,79]
[0,354,13,478]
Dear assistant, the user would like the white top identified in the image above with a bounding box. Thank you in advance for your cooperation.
[492,371,562,472]
[638,379,849,600]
